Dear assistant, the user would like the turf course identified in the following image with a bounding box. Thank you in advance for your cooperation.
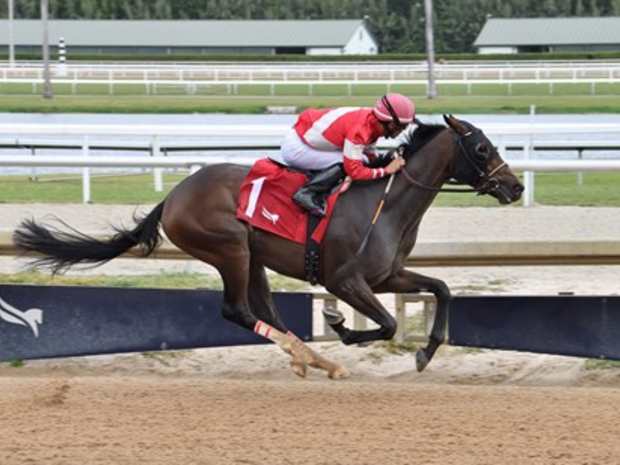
[2,88,620,114]
[1,172,618,206]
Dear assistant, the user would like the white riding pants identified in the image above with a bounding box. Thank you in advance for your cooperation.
[270,128,342,171]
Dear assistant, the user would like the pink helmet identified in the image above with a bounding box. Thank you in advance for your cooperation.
[373,93,415,125]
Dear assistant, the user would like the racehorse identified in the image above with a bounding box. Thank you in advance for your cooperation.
[13,115,524,379]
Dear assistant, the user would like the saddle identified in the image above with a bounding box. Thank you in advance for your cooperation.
[236,158,343,284]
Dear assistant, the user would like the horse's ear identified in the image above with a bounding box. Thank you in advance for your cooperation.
[443,114,468,136]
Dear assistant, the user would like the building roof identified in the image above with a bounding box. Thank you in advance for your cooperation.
[0,19,369,48]
[474,17,620,47]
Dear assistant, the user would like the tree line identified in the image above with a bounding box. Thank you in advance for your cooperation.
[2,0,620,53]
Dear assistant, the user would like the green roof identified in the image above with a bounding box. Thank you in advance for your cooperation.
[0,19,368,47]
[474,17,620,47]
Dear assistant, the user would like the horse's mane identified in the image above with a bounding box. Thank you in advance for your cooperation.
[401,122,447,159]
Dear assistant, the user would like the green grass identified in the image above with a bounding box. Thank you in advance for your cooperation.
[511,84,552,96]
[0,270,308,291]
[4,81,620,99]
[434,172,620,207]
[2,172,619,206]
[584,358,620,370]
[0,173,185,204]
[2,92,620,114]
[389,84,427,96]
[141,350,193,366]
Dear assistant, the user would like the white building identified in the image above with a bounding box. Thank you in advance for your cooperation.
[474,17,620,54]
[0,19,379,56]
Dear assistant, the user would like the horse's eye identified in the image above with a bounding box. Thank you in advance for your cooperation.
[475,143,489,160]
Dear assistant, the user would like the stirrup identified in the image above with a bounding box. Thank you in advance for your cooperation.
[293,192,326,217]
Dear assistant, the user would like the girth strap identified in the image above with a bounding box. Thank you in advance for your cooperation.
[304,214,322,285]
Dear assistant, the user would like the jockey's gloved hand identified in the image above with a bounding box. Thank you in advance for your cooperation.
[385,155,406,175]
[364,151,394,168]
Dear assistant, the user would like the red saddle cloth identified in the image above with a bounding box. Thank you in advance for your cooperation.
[236,158,340,244]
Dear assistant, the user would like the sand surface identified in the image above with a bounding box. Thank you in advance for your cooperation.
[1,204,620,464]
[1,375,620,465]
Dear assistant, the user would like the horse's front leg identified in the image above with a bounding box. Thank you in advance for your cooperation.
[374,269,451,372]
[324,274,398,345]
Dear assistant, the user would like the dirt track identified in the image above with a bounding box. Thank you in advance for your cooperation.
[1,375,619,465]
[1,204,620,464]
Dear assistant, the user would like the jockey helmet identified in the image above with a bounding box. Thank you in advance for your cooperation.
[373,93,415,125]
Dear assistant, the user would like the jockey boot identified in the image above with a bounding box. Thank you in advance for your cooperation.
[293,164,345,217]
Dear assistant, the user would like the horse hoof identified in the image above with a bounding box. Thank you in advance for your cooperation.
[328,366,350,380]
[416,349,429,373]
[290,361,307,378]
[322,307,345,326]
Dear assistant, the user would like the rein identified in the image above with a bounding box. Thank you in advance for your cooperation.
[354,124,508,257]
[398,131,508,194]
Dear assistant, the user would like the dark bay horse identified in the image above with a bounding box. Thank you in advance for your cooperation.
[13,115,523,378]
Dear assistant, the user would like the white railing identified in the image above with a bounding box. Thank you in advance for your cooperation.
[1,122,619,205]
[1,154,619,206]
[1,122,619,136]
[3,62,620,79]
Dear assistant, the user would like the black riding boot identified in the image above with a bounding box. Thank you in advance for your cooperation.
[293,164,345,217]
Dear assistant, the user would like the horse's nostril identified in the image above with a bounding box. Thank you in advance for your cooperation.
[513,184,524,194]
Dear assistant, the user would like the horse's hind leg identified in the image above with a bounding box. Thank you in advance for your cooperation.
[248,259,349,379]
[217,254,314,378]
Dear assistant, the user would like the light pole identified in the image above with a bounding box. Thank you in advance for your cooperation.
[8,0,15,66]
[41,0,53,99]
[424,0,437,98]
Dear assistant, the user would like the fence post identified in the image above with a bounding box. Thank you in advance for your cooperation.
[577,149,583,186]
[394,294,406,344]
[57,36,67,77]
[522,105,536,207]
[322,297,339,338]
[29,147,38,181]
[423,300,436,339]
[522,141,535,207]
[82,136,91,204]
[353,310,367,332]
[496,136,506,159]
[151,135,164,192]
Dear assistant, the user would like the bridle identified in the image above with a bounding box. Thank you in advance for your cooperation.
[398,127,508,194]
[356,122,509,257]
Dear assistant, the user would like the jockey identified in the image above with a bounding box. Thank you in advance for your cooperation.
[272,93,414,216]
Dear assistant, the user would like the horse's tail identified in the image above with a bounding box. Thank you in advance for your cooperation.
[13,202,165,274]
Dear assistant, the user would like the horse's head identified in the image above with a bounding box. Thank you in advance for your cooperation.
[442,114,523,204]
